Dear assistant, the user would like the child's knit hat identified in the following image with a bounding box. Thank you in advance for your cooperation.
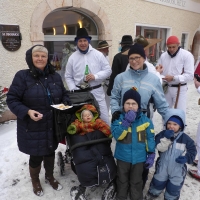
[122,87,141,108]
[167,116,184,130]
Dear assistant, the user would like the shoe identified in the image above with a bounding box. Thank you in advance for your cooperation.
[188,169,200,181]
[102,180,117,200]
[70,185,87,200]
[144,192,156,200]
[193,160,198,166]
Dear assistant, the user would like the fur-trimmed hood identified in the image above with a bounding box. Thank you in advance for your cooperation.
[25,45,55,79]
[75,104,99,122]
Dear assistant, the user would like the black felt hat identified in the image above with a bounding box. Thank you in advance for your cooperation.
[75,28,92,41]
[120,35,133,45]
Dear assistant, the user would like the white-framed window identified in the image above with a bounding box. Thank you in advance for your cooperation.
[135,24,171,65]
[181,33,189,50]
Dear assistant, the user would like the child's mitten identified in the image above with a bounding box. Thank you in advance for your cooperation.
[67,124,77,134]
[144,153,156,169]
[164,130,174,140]
[175,156,187,164]
[122,110,137,127]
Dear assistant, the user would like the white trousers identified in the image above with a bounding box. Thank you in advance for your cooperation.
[103,85,110,112]
[91,87,110,126]
[196,122,200,176]
[165,85,188,114]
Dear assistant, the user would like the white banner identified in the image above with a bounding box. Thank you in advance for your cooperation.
[145,0,200,14]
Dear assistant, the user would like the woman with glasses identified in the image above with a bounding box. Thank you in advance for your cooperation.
[110,43,169,191]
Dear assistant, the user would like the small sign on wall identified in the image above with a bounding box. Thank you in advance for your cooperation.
[0,24,22,51]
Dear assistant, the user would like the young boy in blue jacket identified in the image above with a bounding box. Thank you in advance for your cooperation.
[145,108,197,200]
[111,87,156,200]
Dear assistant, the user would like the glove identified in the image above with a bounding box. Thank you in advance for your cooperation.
[164,130,174,140]
[122,110,137,127]
[175,156,187,164]
[67,125,77,134]
[64,101,72,106]
[111,111,121,123]
[144,153,155,169]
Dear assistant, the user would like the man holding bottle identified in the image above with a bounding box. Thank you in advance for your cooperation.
[65,28,111,125]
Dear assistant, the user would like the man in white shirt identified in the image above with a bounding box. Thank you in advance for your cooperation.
[65,28,111,125]
[157,35,194,114]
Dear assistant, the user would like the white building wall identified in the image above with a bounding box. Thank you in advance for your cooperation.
[0,0,200,86]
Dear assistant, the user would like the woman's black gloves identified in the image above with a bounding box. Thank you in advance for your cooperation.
[111,111,121,123]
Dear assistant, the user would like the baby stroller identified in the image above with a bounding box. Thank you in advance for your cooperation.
[54,89,117,200]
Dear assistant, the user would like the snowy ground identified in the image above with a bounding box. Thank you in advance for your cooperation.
[0,81,200,200]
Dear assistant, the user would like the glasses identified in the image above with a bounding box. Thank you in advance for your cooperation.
[129,56,141,62]
[125,102,137,106]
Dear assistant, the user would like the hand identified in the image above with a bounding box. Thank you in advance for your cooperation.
[162,75,174,82]
[164,130,174,139]
[28,110,43,121]
[144,153,155,169]
[85,74,95,82]
[111,111,121,123]
[194,78,200,89]
[156,64,163,73]
[122,110,137,127]
[175,156,187,164]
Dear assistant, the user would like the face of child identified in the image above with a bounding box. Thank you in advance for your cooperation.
[82,110,93,122]
[167,121,181,133]
[124,99,138,112]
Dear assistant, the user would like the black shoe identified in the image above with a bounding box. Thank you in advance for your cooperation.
[70,185,87,200]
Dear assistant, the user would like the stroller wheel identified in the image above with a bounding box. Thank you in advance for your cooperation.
[57,151,65,176]
[101,181,117,200]
[70,185,87,200]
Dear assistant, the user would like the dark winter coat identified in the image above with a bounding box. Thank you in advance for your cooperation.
[6,45,71,156]
[107,45,131,96]
[70,130,117,187]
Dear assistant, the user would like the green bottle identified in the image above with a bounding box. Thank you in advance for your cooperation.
[84,65,89,82]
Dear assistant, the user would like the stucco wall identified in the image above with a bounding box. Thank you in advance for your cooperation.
[0,0,200,87]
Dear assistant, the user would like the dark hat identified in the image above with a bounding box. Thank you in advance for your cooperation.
[167,116,184,130]
[97,40,111,49]
[128,43,146,59]
[123,87,141,108]
[75,28,92,41]
[134,35,149,48]
[120,35,133,45]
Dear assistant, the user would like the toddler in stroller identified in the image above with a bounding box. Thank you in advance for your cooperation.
[57,90,117,200]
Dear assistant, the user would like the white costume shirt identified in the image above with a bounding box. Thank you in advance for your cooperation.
[65,44,111,124]
[158,48,194,84]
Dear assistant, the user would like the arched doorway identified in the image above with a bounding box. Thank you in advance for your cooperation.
[191,30,200,65]
[30,0,112,45]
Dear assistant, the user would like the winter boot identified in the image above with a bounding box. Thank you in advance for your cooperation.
[43,155,63,191]
[29,165,44,197]
[70,185,87,200]
[188,169,200,181]
[144,192,156,200]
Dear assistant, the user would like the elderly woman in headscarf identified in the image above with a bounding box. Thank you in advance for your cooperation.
[6,45,71,196]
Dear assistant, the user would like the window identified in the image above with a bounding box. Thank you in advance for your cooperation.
[181,33,188,49]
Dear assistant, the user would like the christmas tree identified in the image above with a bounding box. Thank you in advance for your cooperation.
[0,86,8,117]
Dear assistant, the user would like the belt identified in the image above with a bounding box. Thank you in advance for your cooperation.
[89,84,102,90]
[168,83,187,87]
[76,84,102,91]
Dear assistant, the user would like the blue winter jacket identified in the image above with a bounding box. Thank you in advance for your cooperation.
[111,111,155,164]
[6,45,71,156]
[110,65,169,118]
[154,109,197,180]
